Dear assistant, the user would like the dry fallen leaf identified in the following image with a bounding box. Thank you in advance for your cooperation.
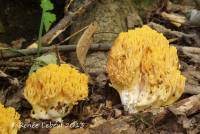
[76,21,98,72]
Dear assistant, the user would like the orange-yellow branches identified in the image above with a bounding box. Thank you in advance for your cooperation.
[0,104,21,134]
[107,25,185,113]
[24,64,88,121]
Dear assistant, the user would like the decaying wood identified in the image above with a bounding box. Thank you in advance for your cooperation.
[154,94,200,124]
[161,12,187,27]
[148,22,195,38]
[169,94,200,116]
[182,65,200,95]
[176,45,200,54]
[185,84,200,95]
[28,0,96,48]
[177,45,200,64]
[155,85,200,124]
[148,22,200,47]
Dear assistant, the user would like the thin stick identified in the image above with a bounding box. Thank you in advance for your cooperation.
[0,61,32,67]
[0,43,111,59]
[58,25,89,45]
[65,0,75,11]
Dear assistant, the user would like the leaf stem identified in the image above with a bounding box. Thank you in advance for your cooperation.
[37,11,44,56]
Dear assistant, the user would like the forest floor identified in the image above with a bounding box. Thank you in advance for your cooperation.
[0,0,200,134]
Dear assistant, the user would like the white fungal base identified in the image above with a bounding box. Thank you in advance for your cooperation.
[119,84,140,113]
[119,84,158,113]
[31,103,73,122]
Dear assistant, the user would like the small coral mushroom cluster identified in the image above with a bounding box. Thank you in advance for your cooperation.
[107,25,186,113]
[0,104,21,134]
[23,64,88,121]
[0,64,88,134]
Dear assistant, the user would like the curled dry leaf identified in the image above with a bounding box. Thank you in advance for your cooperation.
[76,22,98,72]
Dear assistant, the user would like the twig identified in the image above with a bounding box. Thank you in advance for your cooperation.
[65,0,75,11]
[148,22,195,38]
[1,43,111,59]
[58,25,90,45]
[175,45,200,54]
[175,45,200,63]
[54,45,61,65]
[0,61,32,67]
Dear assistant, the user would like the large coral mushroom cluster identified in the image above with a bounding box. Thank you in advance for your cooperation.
[107,25,185,113]
[0,104,21,134]
[24,64,88,121]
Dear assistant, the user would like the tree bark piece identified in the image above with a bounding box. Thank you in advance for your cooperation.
[169,94,200,116]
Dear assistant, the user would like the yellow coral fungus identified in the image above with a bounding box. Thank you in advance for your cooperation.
[107,25,185,113]
[24,64,88,121]
[0,104,21,134]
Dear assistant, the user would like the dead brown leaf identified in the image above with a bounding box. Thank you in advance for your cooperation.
[76,22,98,72]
